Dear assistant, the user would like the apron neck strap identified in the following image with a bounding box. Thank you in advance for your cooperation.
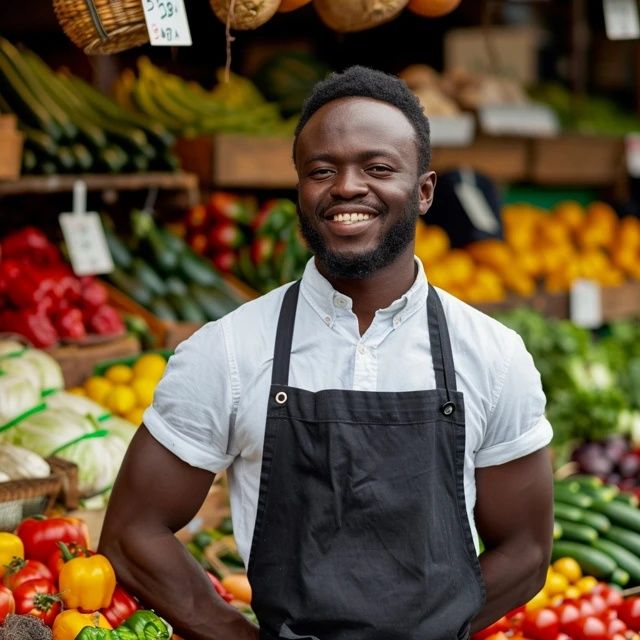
[271,280,301,386]
[427,284,457,395]
[271,280,457,397]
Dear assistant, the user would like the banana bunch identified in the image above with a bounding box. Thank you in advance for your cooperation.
[114,58,297,138]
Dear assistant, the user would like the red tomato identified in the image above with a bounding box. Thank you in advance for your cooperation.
[602,588,624,611]
[553,634,571,640]
[556,601,581,635]
[576,615,608,640]
[100,584,139,628]
[3,558,52,591]
[577,598,597,619]
[0,585,14,624]
[483,633,509,640]
[586,594,608,618]
[12,578,60,627]
[617,596,640,631]
[523,607,560,640]
[16,516,89,563]
[607,617,627,635]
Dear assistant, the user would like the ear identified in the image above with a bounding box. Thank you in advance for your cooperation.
[418,171,437,216]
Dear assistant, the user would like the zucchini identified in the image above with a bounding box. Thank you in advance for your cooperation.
[178,251,223,288]
[553,502,585,523]
[146,228,180,275]
[167,293,206,324]
[131,258,167,298]
[614,492,639,508]
[103,225,133,270]
[591,500,640,534]
[188,284,237,321]
[107,267,152,307]
[552,541,617,579]
[554,484,593,509]
[591,538,640,583]
[556,519,598,544]
[148,297,177,321]
[166,277,188,298]
[554,521,563,540]
[604,526,640,558]
[611,568,630,587]
[554,479,580,494]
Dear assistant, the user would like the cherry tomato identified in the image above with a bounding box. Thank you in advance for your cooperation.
[556,601,581,635]
[3,558,52,591]
[577,598,597,619]
[586,594,607,618]
[617,596,640,631]
[0,585,14,624]
[553,634,571,640]
[602,587,624,611]
[523,607,560,640]
[607,617,627,636]
[576,615,608,640]
[12,578,60,627]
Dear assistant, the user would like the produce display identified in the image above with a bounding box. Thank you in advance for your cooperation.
[103,209,248,325]
[114,58,295,138]
[417,201,640,304]
[184,193,310,294]
[71,352,168,426]
[0,227,125,348]
[0,38,176,175]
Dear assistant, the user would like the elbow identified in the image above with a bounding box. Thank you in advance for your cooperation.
[523,543,551,602]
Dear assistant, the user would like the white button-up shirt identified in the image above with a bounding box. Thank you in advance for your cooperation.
[145,258,552,565]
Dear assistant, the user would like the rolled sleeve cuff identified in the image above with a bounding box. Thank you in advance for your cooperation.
[475,416,553,468]
[143,406,233,474]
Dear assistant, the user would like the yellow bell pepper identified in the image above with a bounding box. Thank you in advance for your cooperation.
[52,610,111,640]
[0,532,24,577]
[59,553,116,612]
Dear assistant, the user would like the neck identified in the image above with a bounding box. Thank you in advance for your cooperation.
[316,246,418,335]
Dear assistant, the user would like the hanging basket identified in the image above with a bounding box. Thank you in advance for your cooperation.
[53,0,149,55]
[313,0,410,33]
[209,0,281,30]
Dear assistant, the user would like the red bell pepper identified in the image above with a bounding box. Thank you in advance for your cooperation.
[100,584,140,627]
[16,516,90,564]
[185,204,210,234]
[54,307,86,340]
[207,192,254,225]
[2,228,51,261]
[85,305,124,336]
[206,572,233,603]
[0,309,58,348]
[47,542,93,583]
[79,278,108,310]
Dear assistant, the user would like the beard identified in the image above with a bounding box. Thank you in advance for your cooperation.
[298,192,420,280]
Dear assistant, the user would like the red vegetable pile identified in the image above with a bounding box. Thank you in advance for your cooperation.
[0,227,124,348]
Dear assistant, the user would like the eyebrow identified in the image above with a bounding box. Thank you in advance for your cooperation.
[303,149,402,167]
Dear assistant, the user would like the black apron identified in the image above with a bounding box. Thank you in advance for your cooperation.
[247,281,485,640]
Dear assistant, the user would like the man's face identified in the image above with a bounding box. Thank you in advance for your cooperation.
[295,97,435,279]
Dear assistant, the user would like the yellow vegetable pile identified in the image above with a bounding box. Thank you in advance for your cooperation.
[527,557,598,610]
[70,353,167,425]
[416,201,640,304]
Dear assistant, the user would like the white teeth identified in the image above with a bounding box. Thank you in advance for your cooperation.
[332,213,372,223]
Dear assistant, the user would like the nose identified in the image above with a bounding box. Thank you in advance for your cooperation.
[329,167,368,200]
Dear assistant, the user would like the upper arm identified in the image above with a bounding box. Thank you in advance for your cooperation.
[100,425,215,541]
[474,447,554,552]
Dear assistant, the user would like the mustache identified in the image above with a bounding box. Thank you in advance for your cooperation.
[315,199,387,218]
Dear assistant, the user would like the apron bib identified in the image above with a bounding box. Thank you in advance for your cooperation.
[247,282,485,640]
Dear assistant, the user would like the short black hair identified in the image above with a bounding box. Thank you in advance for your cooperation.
[293,65,431,173]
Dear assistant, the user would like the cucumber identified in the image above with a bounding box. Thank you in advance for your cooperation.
[107,267,152,307]
[178,251,224,288]
[103,225,133,270]
[167,293,206,323]
[131,258,167,298]
[554,502,585,523]
[188,284,237,321]
[563,475,604,490]
[579,485,620,503]
[554,521,563,540]
[166,277,188,298]
[604,526,640,558]
[577,510,611,534]
[556,519,598,544]
[614,492,639,508]
[591,538,640,583]
[146,228,180,274]
[148,297,177,321]
[554,479,580,494]
[552,541,617,579]
[611,568,630,587]
[591,500,640,534]
[554,484,593,509]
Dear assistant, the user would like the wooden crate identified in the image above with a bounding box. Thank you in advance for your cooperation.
[47,334,140,387]
[0,115,23,181]
[175,134,297,189]
[601,280,640,322]
[530,134,625,186]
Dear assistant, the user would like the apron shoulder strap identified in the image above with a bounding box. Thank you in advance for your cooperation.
[427,284,457,395]
[272,280,301,387]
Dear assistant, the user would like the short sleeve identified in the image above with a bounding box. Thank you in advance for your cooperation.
[475,333,553,468]
[143,320,236,474]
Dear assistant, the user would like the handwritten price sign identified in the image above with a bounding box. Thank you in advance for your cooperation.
[142,0,192,46]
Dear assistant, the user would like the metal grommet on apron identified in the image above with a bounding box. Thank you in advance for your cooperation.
[248,281,485,640]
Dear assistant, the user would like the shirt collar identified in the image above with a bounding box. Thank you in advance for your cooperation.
[300,257,429,329]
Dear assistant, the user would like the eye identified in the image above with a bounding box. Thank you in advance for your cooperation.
[309,167,335,179]
[366,165,393,176]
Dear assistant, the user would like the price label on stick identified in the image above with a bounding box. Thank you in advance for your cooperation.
[603,0,640,40]
[59,181,114,277]
[142,0,192,46]
[570,279,603,329]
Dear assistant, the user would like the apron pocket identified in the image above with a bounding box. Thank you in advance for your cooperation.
[279,622,320,640]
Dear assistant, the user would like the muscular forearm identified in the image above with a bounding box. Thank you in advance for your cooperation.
[99,523,258,640]
[470,541,548,633]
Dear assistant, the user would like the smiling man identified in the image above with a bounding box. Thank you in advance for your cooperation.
[99,67,554,640]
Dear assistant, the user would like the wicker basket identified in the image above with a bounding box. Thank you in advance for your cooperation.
[53,0,149,55]
[0,457,79,531]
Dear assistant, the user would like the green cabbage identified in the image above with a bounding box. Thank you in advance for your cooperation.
[0,357,42,393]
[46,391,110,421]
[0,376,41,427]
[102,415,137,444]
[20,349,64,392]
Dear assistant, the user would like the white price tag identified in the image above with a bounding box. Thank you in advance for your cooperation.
[142,0,192,46]
[454,171,500,235]
[479,104,560,137]
[625,133,640,177]
[59,181,114,277]
[570,279,603,329]
[603,0,640,40]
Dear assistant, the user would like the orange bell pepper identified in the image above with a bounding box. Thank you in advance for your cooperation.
[52,610,111,640]
[58,553,116,612]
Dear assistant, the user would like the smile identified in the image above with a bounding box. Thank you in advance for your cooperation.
[330,212,374,224]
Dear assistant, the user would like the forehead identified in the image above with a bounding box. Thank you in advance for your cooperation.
[296,97,419,166]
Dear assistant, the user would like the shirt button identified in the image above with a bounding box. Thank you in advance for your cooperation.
[357,345,366,355]
[393,315,402,327]
[334,296,347,308]
[324,316,331,325]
